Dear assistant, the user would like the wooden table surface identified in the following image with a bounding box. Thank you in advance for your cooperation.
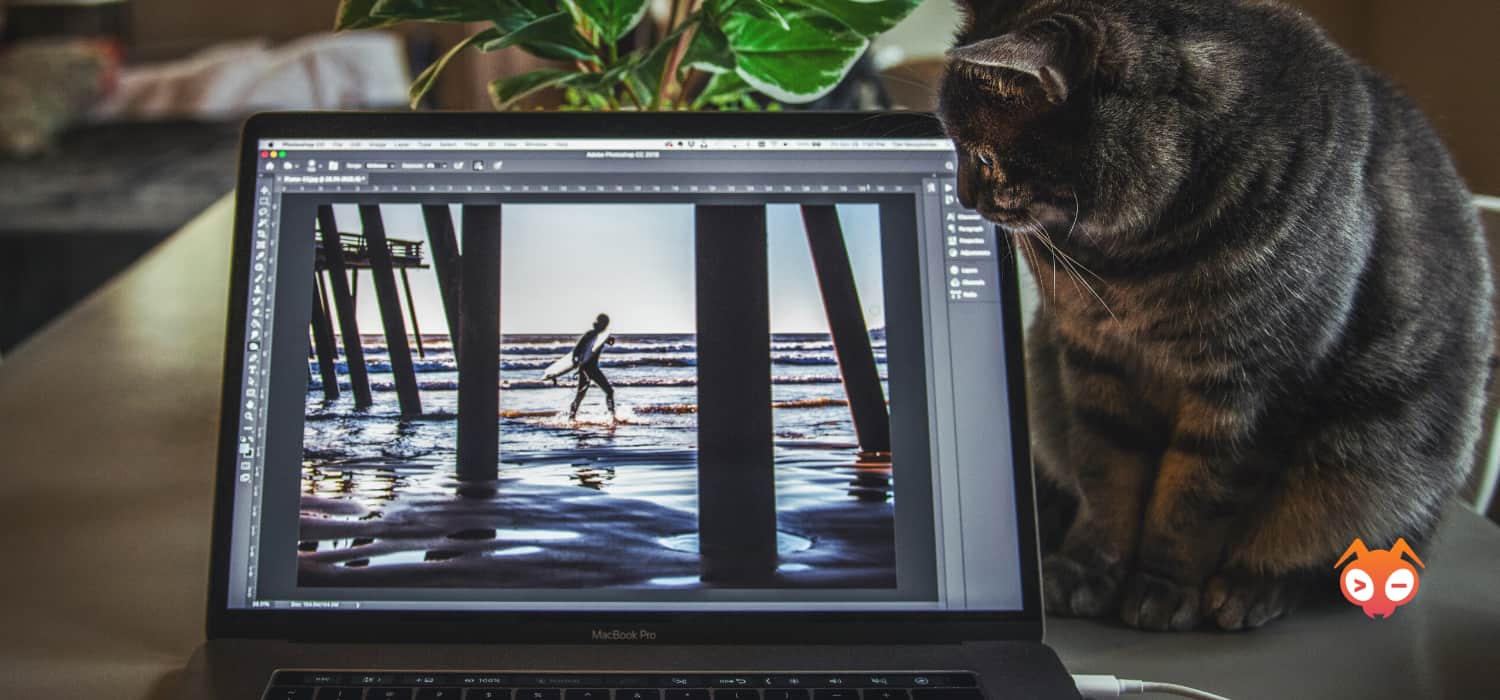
[2,196,1498,699]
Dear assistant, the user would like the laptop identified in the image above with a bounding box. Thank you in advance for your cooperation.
[180,111,1076,699]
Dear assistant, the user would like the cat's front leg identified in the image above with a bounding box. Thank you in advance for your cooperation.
[1121,393,1265,631]
[1042,344,1163,618]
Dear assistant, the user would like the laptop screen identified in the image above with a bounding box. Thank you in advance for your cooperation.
[225,130,1028,614]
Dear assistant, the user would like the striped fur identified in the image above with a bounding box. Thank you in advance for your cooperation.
[939,0,1493,631]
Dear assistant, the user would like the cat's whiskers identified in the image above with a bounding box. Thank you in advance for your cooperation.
[1037,228,1105,285]
[1009,228,1059,308]
[1011,230,1046,303]
[1025,214,1118,322]
[1016,223,1080,309]
[1066,192,1081,242]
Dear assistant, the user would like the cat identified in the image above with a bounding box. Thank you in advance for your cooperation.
[937,0,1493,631]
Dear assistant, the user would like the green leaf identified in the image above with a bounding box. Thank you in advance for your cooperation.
[335,0,398,30]
[489,69,586,109]
[681,22,734,74]
[722,11,868,103]
[478,11,598,62]
[569,62,633,99]
[368,0,502,23]
[574,0,651,42]
[723,0,790,31]
[785,0,921,37]
[495,0,560,30]
[692,69,749,109]
[408,29,501,108]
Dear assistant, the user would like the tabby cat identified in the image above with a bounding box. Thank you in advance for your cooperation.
[937,0,1493,631]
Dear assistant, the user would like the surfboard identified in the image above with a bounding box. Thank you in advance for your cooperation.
[540,330,611,381]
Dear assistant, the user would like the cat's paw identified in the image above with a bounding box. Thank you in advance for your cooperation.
[1043,552,1123,618]
[1120,571,1202,632]
[1202,568,1306,631]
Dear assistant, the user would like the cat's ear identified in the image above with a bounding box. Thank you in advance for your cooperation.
[947,20,1095,104]
[951,0,1022,32]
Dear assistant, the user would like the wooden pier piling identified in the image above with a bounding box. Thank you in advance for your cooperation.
[316,271,337,350]
[421,205,464,359]
[309,280,340,400]
[316,205,373,408]
[800,205,891,454]
[695,205,778,583]
[359,204,423,417]
[399,268,425,359]
[456,205,502,485]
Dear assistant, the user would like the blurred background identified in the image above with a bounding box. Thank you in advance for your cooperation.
[0,0,1496,354]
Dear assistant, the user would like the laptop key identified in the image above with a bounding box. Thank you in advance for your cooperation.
[519,689,562,700]
[368,689,415,700]
[618,689,660,700]
[763,691,810,700]
[465,690,512,700]
[911,690,982,700]
[417,689,466,699]
[565,689,610,700]
[266,688,314,700]
[864,690,911,700]
[715,690,759,700]
[813,690,859,700]
[666,690,711,700]
[315,688,364,700]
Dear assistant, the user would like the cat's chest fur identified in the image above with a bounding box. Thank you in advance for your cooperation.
[1034,264,1198,370]
[1031,262,1224,417]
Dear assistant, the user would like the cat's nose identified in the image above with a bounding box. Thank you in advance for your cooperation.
[989,189,1031,212]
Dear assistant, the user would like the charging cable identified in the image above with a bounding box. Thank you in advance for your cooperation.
[1073,674,1232,700]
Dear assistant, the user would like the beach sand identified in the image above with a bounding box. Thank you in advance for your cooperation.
[297,443,896,589]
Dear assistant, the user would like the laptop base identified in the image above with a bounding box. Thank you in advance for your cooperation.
[181,640,1079,700]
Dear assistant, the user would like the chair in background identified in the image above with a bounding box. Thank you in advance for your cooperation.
[1471,198,1500,522]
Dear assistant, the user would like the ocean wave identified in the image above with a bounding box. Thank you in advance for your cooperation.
[595,398,851,417]
[634,404,698,415]
[773,397,849,409]
[305,397,851,422]
[314,373,889,393]
[315,353,889,376]
[341,338,885,360]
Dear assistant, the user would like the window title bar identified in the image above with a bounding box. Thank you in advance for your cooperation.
[258,138,955,152]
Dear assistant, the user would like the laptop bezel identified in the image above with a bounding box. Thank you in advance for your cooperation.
[209,111,1042,644]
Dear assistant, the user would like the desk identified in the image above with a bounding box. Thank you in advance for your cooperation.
[2,197,1497,699]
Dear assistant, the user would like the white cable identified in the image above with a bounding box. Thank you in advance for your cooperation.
[1073,674,1232,700]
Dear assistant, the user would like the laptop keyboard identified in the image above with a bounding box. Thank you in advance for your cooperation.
[265,672,982,700]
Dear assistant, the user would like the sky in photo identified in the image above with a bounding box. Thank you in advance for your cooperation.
[325,203,887,336]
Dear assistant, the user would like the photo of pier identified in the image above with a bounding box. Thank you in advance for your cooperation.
[296,202,897,590]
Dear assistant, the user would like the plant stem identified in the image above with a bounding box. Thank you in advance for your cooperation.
[659,22,698,109]
[656,0,702,110]
[650,0,685,110]
[666,0,684,34]
[623,76,650,110]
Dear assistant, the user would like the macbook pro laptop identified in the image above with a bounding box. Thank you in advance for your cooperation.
[180,112,1076,699]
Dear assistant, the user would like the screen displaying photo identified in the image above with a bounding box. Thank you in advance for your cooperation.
[295,203,898,591]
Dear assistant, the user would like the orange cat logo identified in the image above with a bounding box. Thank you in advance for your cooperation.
[1335,538,1424,619]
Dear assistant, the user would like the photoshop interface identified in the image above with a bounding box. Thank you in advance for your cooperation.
[228,138,1023,612]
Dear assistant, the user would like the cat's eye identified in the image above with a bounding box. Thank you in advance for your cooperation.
[974,152,993,167]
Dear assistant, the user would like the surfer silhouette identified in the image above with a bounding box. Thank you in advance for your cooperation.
[566,313,616,421]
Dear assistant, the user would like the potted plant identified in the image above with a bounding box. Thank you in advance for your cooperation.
[335,0,922,110]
